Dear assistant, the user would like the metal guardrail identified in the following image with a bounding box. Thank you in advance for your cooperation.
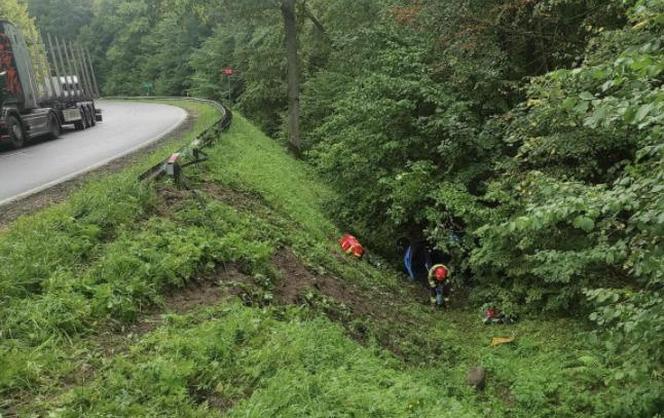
[105,96,232,182]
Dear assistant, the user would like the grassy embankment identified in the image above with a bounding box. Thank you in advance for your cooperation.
[1,101,627,417]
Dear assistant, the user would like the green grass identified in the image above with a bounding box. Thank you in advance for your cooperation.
[1,108,639,417]
[208,116,336,242]
[53,304,476,417]
[0,99,219,399]
[206,115,396,291]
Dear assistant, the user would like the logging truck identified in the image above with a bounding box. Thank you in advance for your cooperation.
[0,20,101,149]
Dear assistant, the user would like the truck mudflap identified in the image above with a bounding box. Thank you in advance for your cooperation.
[95,107,102,122]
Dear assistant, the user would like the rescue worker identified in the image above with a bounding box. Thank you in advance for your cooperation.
[400,238,452,307]
[428,263,450,307]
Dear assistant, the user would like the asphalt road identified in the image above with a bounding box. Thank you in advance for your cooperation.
[0,100,187,205]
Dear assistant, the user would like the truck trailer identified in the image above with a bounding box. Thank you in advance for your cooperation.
[0,20,101,149]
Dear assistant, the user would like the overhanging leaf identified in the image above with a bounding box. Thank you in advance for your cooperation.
[573,216,595,232]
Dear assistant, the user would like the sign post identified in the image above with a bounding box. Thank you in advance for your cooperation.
[222,67,234,103]
[143,81,153,96]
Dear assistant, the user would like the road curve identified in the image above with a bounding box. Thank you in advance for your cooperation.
[0,100,187,206]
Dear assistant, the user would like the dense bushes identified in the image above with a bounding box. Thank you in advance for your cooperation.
[304,1,662,317]
[241,0,662,403]
[472,5,663,391]
[307,25,487,254]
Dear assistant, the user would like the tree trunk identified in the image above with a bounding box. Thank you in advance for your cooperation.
[281,0,301,154]
[303,2,327,39]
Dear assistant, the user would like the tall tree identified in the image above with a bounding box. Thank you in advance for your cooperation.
[26,0,93,40]
[281,0,301,153]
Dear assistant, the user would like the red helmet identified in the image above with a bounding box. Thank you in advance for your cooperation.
[434,266,448,282]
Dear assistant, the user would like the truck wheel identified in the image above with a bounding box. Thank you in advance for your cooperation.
[74,107,87,130]
[81,107,90,129]
[7,115,26,149]
[47,113,62,140]
[85,106,96,128]
[88,106,96,127]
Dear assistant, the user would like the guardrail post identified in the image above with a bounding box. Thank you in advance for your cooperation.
[165,153,182,186]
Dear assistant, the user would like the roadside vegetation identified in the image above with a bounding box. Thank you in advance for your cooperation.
[0,99,216,407]
[2,109,658,416]
[1,0,661,415]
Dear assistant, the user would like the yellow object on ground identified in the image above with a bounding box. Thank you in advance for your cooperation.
[490,336,515,347]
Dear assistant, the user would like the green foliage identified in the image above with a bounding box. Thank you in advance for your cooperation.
[2,99,661,417]
[582,289,664,416]
[54,305,477,417]
[27,0,93,40]
[474,3,662,301]
[139,13,211,96]
[77,0,220,96]
[207,114,336,242]
[466,3,664,402]
[190,21,287,134]
[5,0,664,414]
[0,99,218,396]
[0,176,152,299]
[307,23,490,253]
